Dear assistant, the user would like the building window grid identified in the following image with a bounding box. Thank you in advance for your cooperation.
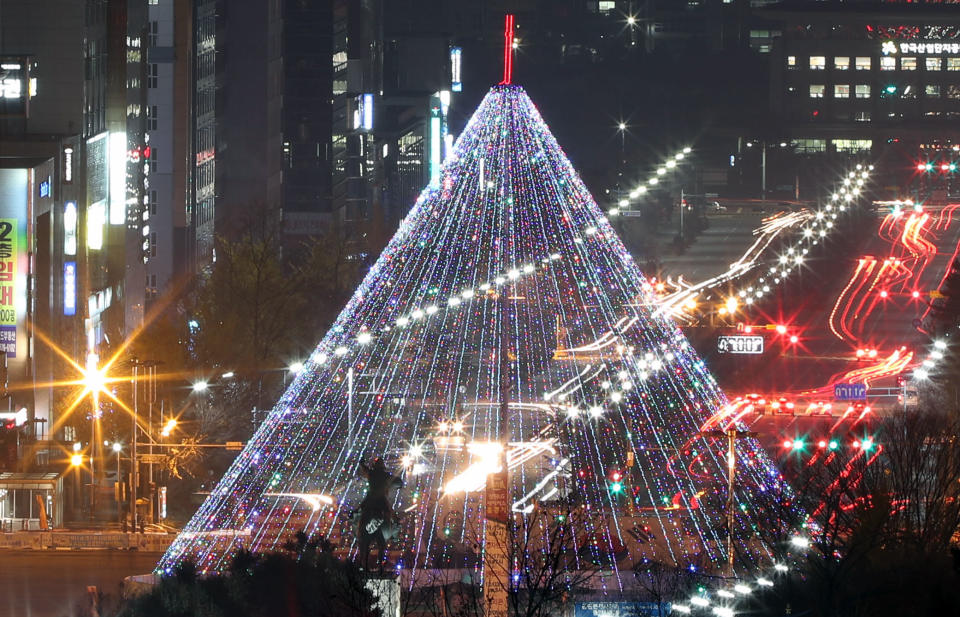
[834,84,850,99]
[948,58,960,71]
[927,57,943,72]
[787,55,796,69]
[809,55,826,70]
[147,105,158,130]
[855,84,871,99]
[855,57,871,71]
[926,84,941,98]
[880,56,896,71]
[834,56,850,71]
[901,57,917,71]
[809,84,826,98]
[148,63,158,88]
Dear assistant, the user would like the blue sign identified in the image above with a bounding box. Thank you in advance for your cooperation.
[39,177,51,198]
[834,383,867,401]
[576,602,671,617]
[63,261,76,316]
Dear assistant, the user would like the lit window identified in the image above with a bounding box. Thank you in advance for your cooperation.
[855,84,871,99]
[834,56,850,71]
[880,56,896,71]
[809,84,826,98]
[787,55,796,69]
[854,111,871,122]
[834,84,850,99]
[833,139,872,153]
[926,57,942,71]
[926,84,941,98]
[948,85,960,100]
[809,56,826,70]
[900,57,917,71]
[855,57,871,71]
[948,58,960,71]
[598,0,615,12]
[795,138,826,153]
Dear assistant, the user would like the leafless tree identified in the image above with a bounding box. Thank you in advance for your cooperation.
[875,407,960,553]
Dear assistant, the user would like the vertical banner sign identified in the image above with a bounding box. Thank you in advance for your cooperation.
[63,261,77,316]
[0,219,17,356]
[484,465,509,617]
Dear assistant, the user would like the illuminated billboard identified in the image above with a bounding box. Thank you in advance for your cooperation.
[0,169,29,359]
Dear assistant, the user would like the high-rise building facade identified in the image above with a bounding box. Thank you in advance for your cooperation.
[0,0,150,456]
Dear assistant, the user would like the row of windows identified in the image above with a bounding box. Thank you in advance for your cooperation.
[793,138,873,154]
[789,55,960,72]
[806,84,960,99]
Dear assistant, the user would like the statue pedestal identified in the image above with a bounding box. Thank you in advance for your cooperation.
[365,573,400,617]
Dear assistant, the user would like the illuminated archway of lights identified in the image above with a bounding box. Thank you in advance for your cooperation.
[159,84,801,583]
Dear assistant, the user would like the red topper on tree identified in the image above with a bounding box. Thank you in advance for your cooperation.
[500,14,515,85]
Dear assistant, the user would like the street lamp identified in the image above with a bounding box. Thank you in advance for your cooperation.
[192,380,209,393]
[160,418,177,438]
[80,357,109,520]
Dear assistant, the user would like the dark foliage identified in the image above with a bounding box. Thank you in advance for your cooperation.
[110,532,381,617]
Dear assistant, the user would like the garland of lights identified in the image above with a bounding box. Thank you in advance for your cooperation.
[158,85,803,587]
[607,147,693,217]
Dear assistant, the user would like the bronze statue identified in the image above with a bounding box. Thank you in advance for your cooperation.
[352,457,404,571]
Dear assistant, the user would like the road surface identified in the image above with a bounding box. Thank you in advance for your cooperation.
[0,550,162,617]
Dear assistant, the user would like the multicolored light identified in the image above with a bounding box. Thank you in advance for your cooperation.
[159,85,799,581]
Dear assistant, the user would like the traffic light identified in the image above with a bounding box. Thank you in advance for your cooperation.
[609,470,623,494]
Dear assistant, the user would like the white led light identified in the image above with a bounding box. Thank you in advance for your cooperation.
[448,297,461,307]
[412,309,425,319]
[357,332,372,344]
[334,346,349,356]
[397,317,410,327]
[461,289,474,299]
[522,264,535,274]
[426,305,439,315]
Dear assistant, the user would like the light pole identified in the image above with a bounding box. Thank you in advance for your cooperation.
[82,353,106,521]
[700,427,758,577]
[112,442,122,525]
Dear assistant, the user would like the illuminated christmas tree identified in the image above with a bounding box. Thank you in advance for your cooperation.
[159,83,799,580]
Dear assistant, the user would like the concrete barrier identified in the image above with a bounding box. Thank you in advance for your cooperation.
[0,531,174,551]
